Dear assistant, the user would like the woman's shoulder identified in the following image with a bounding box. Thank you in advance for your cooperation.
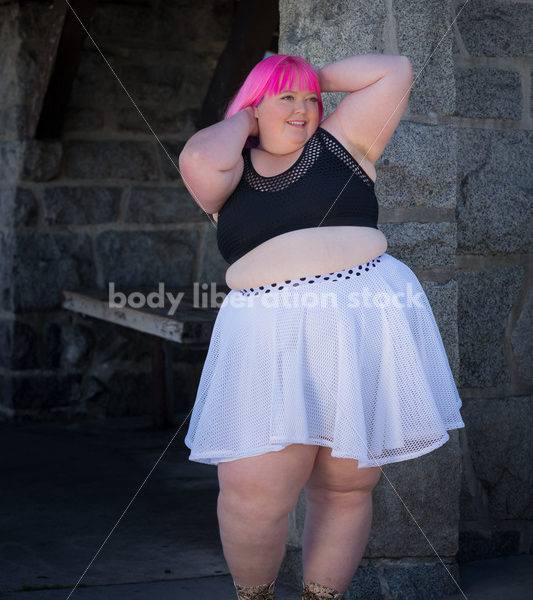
[317,116,378,183]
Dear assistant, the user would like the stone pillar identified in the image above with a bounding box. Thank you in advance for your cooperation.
[278,2,463,598]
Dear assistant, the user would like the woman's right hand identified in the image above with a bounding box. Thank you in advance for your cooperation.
[244,106,259,137]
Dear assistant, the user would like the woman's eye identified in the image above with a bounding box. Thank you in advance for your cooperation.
[282,95,293,100]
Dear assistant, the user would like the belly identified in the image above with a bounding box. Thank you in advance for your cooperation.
[225,226,388,290]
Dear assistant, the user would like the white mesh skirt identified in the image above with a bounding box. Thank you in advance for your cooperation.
[184,252,464,468]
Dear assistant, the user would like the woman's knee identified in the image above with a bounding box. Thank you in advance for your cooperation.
[217,444,319,520]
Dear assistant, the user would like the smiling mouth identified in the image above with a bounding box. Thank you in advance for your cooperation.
[287,121,306,127]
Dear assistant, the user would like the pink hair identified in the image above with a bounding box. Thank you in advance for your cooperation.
[224,54,323,149]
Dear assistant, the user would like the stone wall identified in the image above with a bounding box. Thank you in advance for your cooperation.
[0,0,233,420]
[452,0,533,562]
[278,0,532,598]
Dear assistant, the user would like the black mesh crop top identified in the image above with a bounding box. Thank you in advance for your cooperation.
[216,126,379,265]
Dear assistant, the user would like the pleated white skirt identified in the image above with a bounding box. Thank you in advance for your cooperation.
[184,253,464,468]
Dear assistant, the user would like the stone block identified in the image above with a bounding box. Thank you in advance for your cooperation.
[11,232,96,312]
[375,123,456,210]
[511,288,533,381]
[64,140,158,181]
[21,139,62,182]
[395,0,455,115]
[280,0,385,64]
[456,0,533,57]
[197,223,234,285]
[125,186,205,223]
[344,565,384,600]
[381,561,461,599]
[0,106,26,138]
[379,222,456,271]
[461,397,533,521]
[2,373,79,411]
[422,279,460,378]
[0,141,24,183]
[0,186,38,227]
[454,67,521,119]
[158,140,189,181]
[457,528,522,562]
[368,431,462,557]
[457,266,524,387]
[456,128,533,254]
[95,229,198,289]
[43,186,122,225]
[0,318,38,370]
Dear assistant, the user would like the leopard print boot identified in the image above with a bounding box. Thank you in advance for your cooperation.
[233,578,276,599]
[302,580,344,599]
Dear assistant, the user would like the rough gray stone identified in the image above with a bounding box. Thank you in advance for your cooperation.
[20,139,62,182]
[454,67,521,119]
[158,140,188,181]
[395,0,455,115]
[64,140,158,181]
[43,186,122,225]
[457,266,524,387]
[511,288,533,381]
[95,229,198,289]
[422,279,460,379]
[198,223,233,285]
[0,106,25,138]
[0,141,24,182]
[280,0,385,60]
[344,565,384,599]
[0,186,38,227]
[11,232,96,312]
[368,431,462,557]
[456,0,533,57]
[379,222,457,271]
[461,397,533,521]
[456,129,533,254]
[375,123,456,210]
[125,186,205,223]
[381,561,461,599]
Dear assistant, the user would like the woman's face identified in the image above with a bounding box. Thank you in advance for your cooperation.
[253,85,320,155]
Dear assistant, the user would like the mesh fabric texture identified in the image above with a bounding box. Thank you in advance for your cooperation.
[184,253,465,467]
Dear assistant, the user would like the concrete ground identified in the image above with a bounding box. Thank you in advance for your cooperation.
[1,415,531,599]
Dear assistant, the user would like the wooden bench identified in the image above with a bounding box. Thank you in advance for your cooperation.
[61,286,224,428]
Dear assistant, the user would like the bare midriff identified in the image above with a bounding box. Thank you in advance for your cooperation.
[225,225,387,290]
[221,133,387,291]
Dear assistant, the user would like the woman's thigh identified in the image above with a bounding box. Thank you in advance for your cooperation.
[304,446,382,498]
[217,443,320,515]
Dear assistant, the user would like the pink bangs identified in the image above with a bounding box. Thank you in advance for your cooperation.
[224,54,324,148]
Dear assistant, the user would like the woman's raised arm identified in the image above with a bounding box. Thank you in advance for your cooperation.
[178,107,258,214]
[317,54,413,164]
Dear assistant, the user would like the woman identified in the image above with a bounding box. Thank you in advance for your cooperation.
[179,54,465,600]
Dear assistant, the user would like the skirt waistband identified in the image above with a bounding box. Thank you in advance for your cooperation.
[239,254,385,297]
